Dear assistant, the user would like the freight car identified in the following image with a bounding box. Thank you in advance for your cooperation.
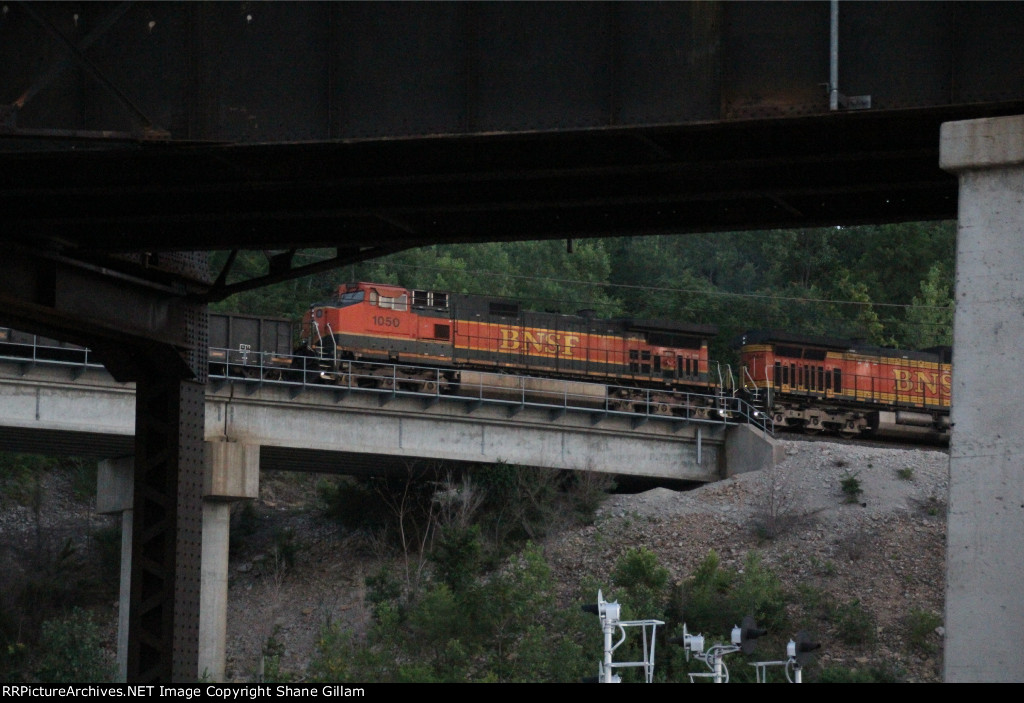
[738,330,952,441]
[298,281,724,417]
[0,312,296,378]
[208,312,295,378]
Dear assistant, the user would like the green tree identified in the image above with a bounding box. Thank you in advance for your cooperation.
[904,263,954,348]
[611,547,670,621]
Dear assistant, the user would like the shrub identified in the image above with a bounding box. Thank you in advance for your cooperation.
[678,550,734,636]
[429,524,483,594]
[833,599,876,645]
[566,471,614,525]
[795,584,835,626]
[321,543,589,683]
[611,547,670,621]
[0,453,58,507]
[754,462,797,539]
[678,550,787,640]
[906,608,942,654]
[840,471,863,503]
[729,553,787,632]
[68,458,99,501]
[272,527,300,570]
[33,608,114,683]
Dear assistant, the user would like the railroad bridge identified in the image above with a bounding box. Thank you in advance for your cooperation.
[2,1,1023,682]
[0,348,773,481]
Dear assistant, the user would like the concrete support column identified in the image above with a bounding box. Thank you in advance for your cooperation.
[199,502,232,682]
[99,442,259,683]
[940,115,1024,682]
[199,441,260,682]
[97,456,134,682]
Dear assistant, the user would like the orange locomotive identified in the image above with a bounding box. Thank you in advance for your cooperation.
[299,282,720,412]
[738,330,951,441]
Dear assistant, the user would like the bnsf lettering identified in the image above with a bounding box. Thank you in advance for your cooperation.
[373,316,400,328]
[498,329,581,358]
[893,369,952,394]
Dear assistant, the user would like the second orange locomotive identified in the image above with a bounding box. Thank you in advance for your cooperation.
[738,330,951,440]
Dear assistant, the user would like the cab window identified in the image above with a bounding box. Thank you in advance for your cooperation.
[338,291,364,307]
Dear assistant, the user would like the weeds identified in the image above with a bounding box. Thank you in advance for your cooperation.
[795,584,835,624]
[916,495,946,518]
[897,467,915,481]
[833,599,876,645]
[840,471,864,504]
[839,528,871,562]
[809,554,837,576]
[906,608,942,654]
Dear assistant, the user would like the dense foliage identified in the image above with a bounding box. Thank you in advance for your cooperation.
[307,466,610,683]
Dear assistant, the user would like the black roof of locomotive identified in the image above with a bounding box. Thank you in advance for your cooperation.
[618,317,718,339]
[737,329,951,364]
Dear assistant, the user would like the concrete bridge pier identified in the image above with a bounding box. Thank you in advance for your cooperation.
[940,114,1024,682]
[98,442,259,682]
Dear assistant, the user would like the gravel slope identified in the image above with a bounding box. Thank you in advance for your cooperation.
[223,438,949,682]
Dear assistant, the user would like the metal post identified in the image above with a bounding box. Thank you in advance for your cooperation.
[829,0,840,110]
[602,622,614,683]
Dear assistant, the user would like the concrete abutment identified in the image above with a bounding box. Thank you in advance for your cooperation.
[940,114,1024,682]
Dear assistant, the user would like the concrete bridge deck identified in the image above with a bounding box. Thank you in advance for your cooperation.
[0,354,778,481]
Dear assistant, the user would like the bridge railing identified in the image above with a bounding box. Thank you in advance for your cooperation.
[0,335,101,370]
[0,335,773,433]
[210,348,774,432]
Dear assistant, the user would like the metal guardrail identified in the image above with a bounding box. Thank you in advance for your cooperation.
[0,338,775,435]
[0,340,102,373]
[209,348,775,434]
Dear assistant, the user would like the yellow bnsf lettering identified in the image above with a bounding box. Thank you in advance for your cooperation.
[919,372,938,395]
[894,368,947,394]
[499,328,519,350]
[522,330,548,353]
[500,328,583,358]
[894,369,914,392]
